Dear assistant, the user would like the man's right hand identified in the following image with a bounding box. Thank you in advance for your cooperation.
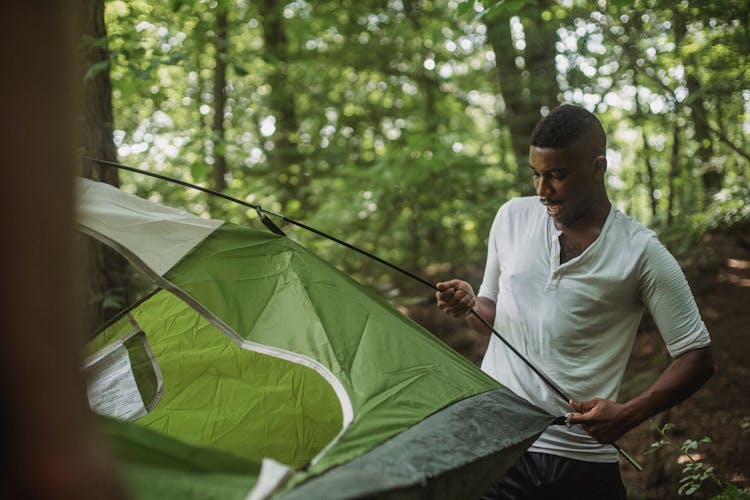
[435,279,477,318]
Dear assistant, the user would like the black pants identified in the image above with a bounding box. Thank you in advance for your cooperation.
[480,452,627,500]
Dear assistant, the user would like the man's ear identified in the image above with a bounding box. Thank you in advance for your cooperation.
[594,156,607,173]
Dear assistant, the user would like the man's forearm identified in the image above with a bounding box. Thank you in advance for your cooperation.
[623,346,714,428]
[568,346,714,444]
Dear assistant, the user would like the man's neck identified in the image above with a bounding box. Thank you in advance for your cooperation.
[555,199,611,264]
[554,199,611,236]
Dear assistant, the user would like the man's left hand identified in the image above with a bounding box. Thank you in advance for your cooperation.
[566,398,636,444]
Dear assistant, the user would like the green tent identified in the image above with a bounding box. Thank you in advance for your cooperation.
[79,178,555,499]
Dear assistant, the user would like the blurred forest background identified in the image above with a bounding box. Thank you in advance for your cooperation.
[79,0,749,497]
[81,0,749,320]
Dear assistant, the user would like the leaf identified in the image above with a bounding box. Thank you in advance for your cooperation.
[682,439,699,451]
[456,1,474,16]
[684,485,699,496]
[167,53,188,65]
[170,0,187,12]
[101,294,123,310]
[482,0,525,16]
[610,0,634,7]
[505,0,525,12]
[191,162,209,181]
[682,464,698,474]
[84,60,110,81]
[478,1,506,20]
[232,62,249,76]
[127,63,151,80]
[82,35,111,50]
[261,53,279,65]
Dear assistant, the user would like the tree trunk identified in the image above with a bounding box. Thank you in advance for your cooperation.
[667,124,680,227]
[486,2,560,193]
[685,73,721,204]
[259,0,305,210]
[634,85,658,219]
[80,0,130,333]
[212,6,228,194]
[80,0,119,185]
[406,0,439,135]
[642,130,659,220]
[0,3,125,498]
[673,7,721,206]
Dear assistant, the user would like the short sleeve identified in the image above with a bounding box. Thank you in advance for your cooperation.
[639,237,711,358]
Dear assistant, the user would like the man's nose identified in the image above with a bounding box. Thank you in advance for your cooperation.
[536,176,552,197]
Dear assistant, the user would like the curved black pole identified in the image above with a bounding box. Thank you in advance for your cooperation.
[86,157,642,470]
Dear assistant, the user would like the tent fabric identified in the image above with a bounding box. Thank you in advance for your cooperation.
[278,389,554,499]
[80,178,555,499]
[162,223,515,474]
[101,417,261,500]
[86,289,344,468]
[77,177,223,276]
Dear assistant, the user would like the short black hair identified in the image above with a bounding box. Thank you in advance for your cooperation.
[530,104,605,153]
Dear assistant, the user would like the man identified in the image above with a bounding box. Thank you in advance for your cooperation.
[435,104,713,498]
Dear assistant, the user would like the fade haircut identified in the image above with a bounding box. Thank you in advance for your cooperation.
[530,104,606,155]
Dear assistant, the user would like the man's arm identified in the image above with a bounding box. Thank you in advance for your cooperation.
[567,346,714,444]
[435,280,496,335]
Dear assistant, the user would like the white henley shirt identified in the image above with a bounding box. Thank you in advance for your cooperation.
[478,196,711,462]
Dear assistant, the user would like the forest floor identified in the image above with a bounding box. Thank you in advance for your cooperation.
[401,228,750,499]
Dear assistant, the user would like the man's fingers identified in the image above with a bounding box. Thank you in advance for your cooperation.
[436,282,467,305]
[435,280,476,318]
[566,412,590,425]
[569,399,596,412]
[566,399,598,425]
[435,282,457,306]
[442,296,475,317]
[436,279,463,289]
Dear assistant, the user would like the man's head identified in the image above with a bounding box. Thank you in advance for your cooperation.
[528,105,609,228]
[530,104,606,156]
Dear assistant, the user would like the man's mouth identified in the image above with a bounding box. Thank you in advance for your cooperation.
[540,198,562,215]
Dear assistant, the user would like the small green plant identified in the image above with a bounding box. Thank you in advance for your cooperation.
[648,423,749,499]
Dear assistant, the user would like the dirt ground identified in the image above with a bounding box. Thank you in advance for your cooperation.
[402,229,750,499]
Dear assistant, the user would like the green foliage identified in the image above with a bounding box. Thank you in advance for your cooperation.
[702,181,750,231]
[93,0,748,292]
[457,0,526,19]
[84,59,110,80]
[649,423,750,498]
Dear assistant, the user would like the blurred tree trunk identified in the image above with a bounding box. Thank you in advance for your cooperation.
[634,84,658,219]
[80,0,118,184]
[673,8,720,206]
[405,0,439,262]
[260,0,305,210]
[486,2,560,193]
[0,3,125,498]
[667,125,680,226]
[685,73,720,204]
[81,0,130,334]
[642,128,659,219]
[211,4,228,195]
[406,0,439,135]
